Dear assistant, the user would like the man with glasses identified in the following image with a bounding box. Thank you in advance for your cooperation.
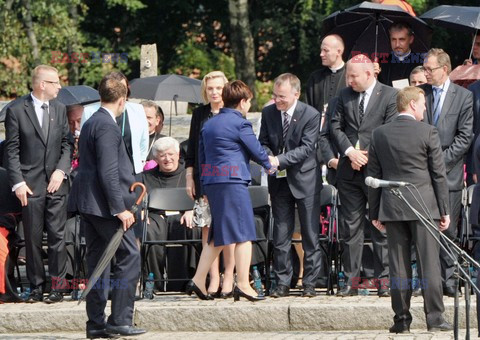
[420,48,474,297]
[4,65,71,303]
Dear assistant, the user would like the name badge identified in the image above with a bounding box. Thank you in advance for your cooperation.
[276,169,287,178]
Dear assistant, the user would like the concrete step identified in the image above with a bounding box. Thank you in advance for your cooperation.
[0,293,477,334]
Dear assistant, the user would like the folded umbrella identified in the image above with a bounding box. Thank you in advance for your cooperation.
[78,182,147,304]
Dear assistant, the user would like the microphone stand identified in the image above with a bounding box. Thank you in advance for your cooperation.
[390,187,480,340]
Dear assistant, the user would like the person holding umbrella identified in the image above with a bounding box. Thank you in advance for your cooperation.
[185,71,236,297]
[68,75,146,338]
[186,80,274,301]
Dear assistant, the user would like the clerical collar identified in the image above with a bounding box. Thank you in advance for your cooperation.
[329,61,345,74]
[393,50,411,62]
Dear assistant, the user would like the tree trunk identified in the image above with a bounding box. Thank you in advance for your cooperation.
[228,0,257,109]
[21,0,40,66]
[67,2,79,85]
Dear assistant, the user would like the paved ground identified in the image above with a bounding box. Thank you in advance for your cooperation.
[0,330,478,340]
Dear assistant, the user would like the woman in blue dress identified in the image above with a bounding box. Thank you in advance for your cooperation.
[186,80,273,301]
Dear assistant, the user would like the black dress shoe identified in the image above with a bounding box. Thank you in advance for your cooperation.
[233,287,265,302]
[377,288,390,297]
[389,323,410,334]
[336,286,358,297]
[427,320,453,332]
[26,289,43,303]
[302,286,316,297]
[105,324,147,336]
[270,285,289,298]
[44,290,63,304]
[86,328,118,339]
[443,286,461,297]
[185,280,214,300]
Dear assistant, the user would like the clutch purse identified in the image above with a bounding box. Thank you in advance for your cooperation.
[192,197,211,228]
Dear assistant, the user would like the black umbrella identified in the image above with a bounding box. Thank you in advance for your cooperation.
[56,85,100,107]
[323,1,432,59]
[420,5,480,60]
[78,182,147,304]
[129,74,202,104]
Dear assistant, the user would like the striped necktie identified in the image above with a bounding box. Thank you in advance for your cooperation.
[282,112,290,141]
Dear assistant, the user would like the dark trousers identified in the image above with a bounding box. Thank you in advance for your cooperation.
[386,220,445,327]
[271,179,321,287]
[23,194,67,289]
[440,190,462,288]
[337,174,389,285]
[82,213,140,331]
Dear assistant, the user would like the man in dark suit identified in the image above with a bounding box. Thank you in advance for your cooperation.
[68,75,146,338]
[378,22,424,88]
[4,65,70,303]
[466,80,480,186]
[420,48,474,296]
[331,54,397,297]
[368,86,452,333]
[259,73,322,298]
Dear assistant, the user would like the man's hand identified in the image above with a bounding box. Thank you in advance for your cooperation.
[347,149,368,169]
[328,158,339,170]
[47,170,64,194]
[180,210,194,228]
[269,155,279,167]
[117,210,135,231]
[372,219,386,232]
[463,59,473,66]
[439,215,450,232]
[186,175,195,200]
[15,184,33,206]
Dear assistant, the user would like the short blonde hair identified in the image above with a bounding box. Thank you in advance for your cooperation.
[32,65,59,86]
[152,137,180,158]
[201,71,228,104]
[426,48,451,74]
[397,86,425,112]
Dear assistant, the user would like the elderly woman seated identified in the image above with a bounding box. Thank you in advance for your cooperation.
[142,137,200,291]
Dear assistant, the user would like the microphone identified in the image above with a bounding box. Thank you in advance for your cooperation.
[365,176,409,189]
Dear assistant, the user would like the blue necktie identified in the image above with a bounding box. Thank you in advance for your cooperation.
[432,87,442,125]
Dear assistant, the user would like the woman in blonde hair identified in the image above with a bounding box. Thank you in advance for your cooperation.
[184,71,235,298]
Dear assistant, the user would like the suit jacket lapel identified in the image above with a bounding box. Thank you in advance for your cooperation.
[424,86,433,124]
[24,95,47,145]
[350,90,360,127]
[286,102,302,142]
[436,84,456,126]
[362,82,381,124]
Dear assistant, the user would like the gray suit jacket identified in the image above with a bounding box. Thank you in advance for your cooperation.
[4,94,71,196]
[259,100,321,199]
[420,82,473,191]
[368,115,449,222]
[331,81,397,180]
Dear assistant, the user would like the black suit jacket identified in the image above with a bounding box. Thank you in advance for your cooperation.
[466,80,480,175]
[470,135,480,225]
[68,108,136,218]
[259,101,321,199]
[4,94,71,196]
[331,81,398,180]
[378,52,424,87]
[420,82,473,191]
[368,115,449,221]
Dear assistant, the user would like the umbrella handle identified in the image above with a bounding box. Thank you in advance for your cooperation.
[130,182,147,206]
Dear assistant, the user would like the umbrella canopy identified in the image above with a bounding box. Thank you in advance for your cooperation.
[129,74,203,104]
[57,85,100,107]
[323,1,432,59]
[0,101,14,123]
[449,65,480,88]
[420,5,480,33]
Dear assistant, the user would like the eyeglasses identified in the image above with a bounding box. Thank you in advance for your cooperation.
[423,65,443,74]
[43,80,60,85]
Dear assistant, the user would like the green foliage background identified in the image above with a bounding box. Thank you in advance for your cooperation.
[0,0,478,106]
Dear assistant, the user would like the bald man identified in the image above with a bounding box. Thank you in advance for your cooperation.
[331,54,398,297]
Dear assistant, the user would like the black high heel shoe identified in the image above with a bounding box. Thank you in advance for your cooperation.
[219,291,233,299]
[233,287,266,302]
[186,280,214,300]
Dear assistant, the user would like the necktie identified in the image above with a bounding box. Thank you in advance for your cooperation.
[41,103,49,139]
[432,87,442,125]
[359,92,366,124]
[282,112,290,141]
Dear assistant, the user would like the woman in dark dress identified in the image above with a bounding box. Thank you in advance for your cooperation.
[186,80,273,301]
[184,71,235,297]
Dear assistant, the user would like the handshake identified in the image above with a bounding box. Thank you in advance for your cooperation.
[267,155,279,175]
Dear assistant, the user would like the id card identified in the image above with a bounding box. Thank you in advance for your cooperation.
[276,169,287,178]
